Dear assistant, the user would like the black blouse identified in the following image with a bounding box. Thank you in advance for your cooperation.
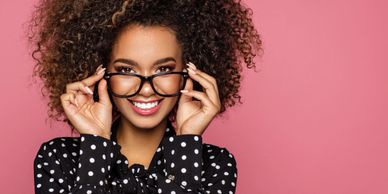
[33,120,238,193]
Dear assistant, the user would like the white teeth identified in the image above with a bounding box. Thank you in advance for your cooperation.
[132,101,159,109]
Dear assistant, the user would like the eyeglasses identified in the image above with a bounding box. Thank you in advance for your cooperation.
[104,71,189,98]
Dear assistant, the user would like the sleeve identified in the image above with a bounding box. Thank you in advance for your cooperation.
[34,134,122,194]
[143,134,238,194]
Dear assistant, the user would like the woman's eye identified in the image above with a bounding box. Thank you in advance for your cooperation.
[116,66,136,74]
[156,66,174,73]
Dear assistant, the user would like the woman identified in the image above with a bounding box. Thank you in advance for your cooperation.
[29,0,262,193]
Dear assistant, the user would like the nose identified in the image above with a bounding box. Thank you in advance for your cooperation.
[137,79,155,97]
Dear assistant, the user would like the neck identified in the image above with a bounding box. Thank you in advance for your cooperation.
[115,117,167,167]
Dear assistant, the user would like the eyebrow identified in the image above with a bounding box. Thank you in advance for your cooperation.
[112,57,176,66]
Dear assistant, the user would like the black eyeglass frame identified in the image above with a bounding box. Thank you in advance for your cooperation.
[103,71,189,98]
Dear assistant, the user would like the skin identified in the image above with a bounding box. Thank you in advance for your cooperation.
[60,24,222,169]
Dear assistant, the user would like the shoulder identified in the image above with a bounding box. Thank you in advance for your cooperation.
[34,136,81,161]
[202,143,237,167]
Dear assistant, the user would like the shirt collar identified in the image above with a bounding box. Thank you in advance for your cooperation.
[110,117,176,178]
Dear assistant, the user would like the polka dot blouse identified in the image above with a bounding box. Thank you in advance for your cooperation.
[34,120,238,193]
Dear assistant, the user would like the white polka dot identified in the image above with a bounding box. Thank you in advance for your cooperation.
[59,178,64,183]
[181,181,187,186]
[181,142,186,147]
[171,162,175,168]
[50,170,55,174]
[49,188,54,192]
[194,149,199,154]
[88,171,94,176]
[90,144,96,150]
[37,184,41,188]
[194,162,199,167]
[171,191,176,194]
[81,137,85,142]
[181,155,187,160]
[89,158,95,163]
[103,142,107,147]
[171,150,175,155]
[169,137,174,142]
[181,168,187,173]
[158,188,162,193]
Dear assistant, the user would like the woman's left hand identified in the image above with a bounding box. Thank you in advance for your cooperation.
[176,62,221,136]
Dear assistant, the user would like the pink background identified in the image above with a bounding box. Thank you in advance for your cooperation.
[1,0,387,193]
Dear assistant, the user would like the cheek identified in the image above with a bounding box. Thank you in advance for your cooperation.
[111,97,128,111]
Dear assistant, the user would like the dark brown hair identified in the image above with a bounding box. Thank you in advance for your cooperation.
[28,0,263,128]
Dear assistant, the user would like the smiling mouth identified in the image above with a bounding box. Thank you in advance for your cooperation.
[127,99,163,109]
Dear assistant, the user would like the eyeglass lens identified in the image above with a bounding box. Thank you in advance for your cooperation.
[109,73,185,96]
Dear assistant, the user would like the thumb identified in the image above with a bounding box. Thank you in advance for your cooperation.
[179,77,193,105]
[98,79,111,106]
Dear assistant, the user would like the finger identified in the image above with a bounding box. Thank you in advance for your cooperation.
[66,67,105,94]
[188,62,219,95]
[180,89,218,114]
[97,79,111,107]
[89,65,105,90]
[80,67,106,87]
[60,93,78,109]
[179,77,193,105]
[186,67,220,107]
[66,82,94,95]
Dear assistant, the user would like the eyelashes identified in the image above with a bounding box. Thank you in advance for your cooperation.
[114,65,176,74]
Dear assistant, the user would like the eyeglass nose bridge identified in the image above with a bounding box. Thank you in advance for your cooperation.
[137,75,158,94]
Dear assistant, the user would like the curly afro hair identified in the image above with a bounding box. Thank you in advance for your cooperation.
[28,0,263,128]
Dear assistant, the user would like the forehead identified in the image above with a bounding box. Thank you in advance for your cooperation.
[110,24,182,65]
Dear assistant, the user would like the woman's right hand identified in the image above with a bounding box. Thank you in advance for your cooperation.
[60,65,113,139]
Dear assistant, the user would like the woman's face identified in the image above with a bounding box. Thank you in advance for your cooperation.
[108,24,184,129]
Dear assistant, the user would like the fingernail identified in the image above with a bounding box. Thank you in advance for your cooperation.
[188,62,197,70]
[96,64,102,71]
[85,86,94,94]
[187,68,197,75]
[180,90,188,93]
[97,68,106,75]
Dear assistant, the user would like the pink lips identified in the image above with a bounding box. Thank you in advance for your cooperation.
[128,99,162,116]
